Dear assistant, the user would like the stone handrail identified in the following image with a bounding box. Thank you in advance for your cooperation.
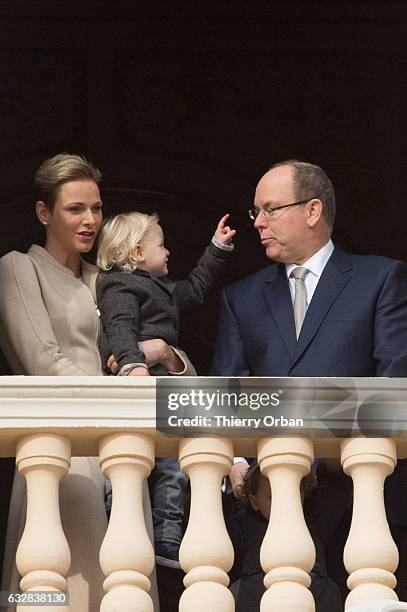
[0,376,405,611]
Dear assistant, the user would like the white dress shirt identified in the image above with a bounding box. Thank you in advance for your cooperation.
[285,239,334,310]
[227,241,334,481]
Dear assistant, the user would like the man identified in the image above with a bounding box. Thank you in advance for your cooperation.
[212,160,407,377]
[212,160,407,604]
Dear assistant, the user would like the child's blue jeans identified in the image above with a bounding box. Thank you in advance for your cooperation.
[153,457,188,555]
[105,458,188,558]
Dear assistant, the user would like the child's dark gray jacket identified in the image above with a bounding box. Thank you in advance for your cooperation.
[97,242,232,374]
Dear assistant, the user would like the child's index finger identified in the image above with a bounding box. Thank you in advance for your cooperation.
[218,213,230,229]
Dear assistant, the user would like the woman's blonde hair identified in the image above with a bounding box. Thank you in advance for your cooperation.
[97,211,159,272]
[34,153,102,211]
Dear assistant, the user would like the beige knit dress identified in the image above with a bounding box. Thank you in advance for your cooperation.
[0,245,159,611]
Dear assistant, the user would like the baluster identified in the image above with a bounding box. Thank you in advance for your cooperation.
[16,434,71,612]
[178,437,234,612]
[99,432,155,612]
[258,437,315,612]
[341,438,399,609]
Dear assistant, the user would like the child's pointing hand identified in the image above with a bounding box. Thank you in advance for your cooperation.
[214,213,236,245]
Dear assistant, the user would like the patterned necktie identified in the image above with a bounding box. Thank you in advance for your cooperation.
[291,266,309,339]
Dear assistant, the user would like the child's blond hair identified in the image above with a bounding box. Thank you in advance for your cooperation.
[97,211,159,272]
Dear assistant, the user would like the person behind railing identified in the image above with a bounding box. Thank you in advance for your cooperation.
[0,153,109,612]
[227,461,350,612]
[0,153,164,611]
[212,159,407,602]
[96,211,235,584]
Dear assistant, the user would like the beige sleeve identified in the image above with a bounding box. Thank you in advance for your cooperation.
[0,252,83,375]
[167,346,197,376]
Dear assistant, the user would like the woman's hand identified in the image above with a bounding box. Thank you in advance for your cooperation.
[139,339,184,372]
[128,367,151,376]
[214,213,236,245]
[107,339,184,374]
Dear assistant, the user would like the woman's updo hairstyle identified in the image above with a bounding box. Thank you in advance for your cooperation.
[34,153,102,211]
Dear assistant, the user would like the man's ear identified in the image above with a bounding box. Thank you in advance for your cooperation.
[306,198,323,228]
[36,201,50,226]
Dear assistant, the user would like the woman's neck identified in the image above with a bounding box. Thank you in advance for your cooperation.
[44,242,81,277]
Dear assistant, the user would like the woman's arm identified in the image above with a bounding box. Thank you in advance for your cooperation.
[0,252,85,375]
[107,339,185,374]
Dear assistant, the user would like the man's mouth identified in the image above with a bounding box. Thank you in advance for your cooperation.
[261,236,276,246]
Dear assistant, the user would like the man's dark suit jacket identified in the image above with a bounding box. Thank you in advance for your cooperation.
[211,247,407,377]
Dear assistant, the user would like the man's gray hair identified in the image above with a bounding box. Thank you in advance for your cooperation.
[271,159,336,228]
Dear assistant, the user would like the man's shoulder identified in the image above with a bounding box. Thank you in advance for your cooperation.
[336,248,406,273]
[224,264,279,296]
[222,249,407,299]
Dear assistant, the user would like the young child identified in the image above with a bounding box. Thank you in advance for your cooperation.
[227,462,344,612]
[96,210,235,568]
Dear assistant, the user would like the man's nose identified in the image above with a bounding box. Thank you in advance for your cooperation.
[254,213,265,229]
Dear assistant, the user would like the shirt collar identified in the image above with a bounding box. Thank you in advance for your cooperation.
[133,267,152,278]
[285,239,334,280]
[132,267,176,295]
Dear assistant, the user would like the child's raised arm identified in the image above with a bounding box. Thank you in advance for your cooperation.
[174,214,235,311]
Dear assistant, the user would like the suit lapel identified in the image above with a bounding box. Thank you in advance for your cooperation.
[291,248,353,369]
[262,264,297,358]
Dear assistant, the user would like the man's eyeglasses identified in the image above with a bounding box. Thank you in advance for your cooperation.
[248,198,315,220]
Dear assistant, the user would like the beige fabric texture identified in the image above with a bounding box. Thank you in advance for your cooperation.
[0,245,160,611]
[0,245,102,376]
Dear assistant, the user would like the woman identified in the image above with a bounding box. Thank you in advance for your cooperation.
[0,153,168,611]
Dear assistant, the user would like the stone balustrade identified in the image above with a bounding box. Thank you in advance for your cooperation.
[0,376,406,611]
